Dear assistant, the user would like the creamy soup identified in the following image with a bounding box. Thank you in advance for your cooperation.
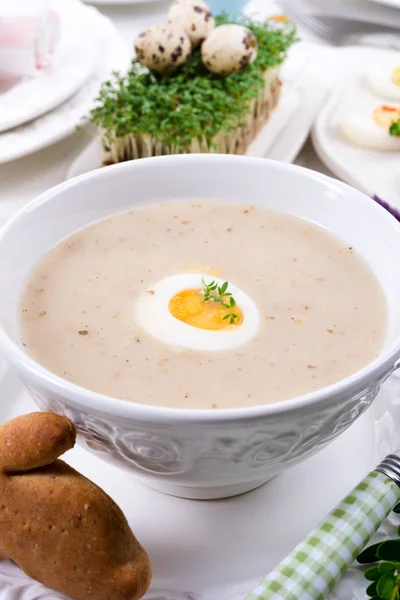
[20,202,386,409]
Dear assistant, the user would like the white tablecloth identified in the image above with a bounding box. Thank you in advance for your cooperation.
[0,0,333,220]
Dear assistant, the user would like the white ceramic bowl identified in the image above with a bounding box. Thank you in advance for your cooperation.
[1,154,400,500]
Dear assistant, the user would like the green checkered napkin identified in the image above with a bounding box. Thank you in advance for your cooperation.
[246,470,400,600]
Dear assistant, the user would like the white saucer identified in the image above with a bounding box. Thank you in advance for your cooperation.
[0,356,399,600]
[0,0,97,133]
[0,1,130,165]
[312,46,400,210]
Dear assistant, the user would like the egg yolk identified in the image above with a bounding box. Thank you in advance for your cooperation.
[391,66,400,87]
[373,105,400,130]
[270,14,290,22]
[169,288,244,331]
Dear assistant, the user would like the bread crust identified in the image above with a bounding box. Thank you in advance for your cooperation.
[0,412,152,600]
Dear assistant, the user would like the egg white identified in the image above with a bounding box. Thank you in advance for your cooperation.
[367,58,400,102]
[135,274,260,352]
[340,108,400,151]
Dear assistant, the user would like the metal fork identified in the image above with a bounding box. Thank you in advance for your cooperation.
[280,0,400,46]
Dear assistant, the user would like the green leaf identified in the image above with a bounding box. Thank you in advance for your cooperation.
[389,119,400,137]
[367,582,378,597]
[365,567,382,581]
[202,278,238,325]
[379,563,398,573]
[88,17,297,151]
[392,503,400,514]
[376,572,396,597]
[358,543,382,564]
[378,541,400,562]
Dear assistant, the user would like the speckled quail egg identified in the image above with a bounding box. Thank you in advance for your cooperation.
[201,24,258,76]
[168,0,215,47]
[134,24,191,74]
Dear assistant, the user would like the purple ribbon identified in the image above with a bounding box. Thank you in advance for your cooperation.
[373,195,400,222]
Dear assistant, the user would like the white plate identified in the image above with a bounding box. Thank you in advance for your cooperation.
[0,1,97,133]
[312,46,400,210]
[368,0,400,9]
[0,1,130,165]
[83,0,161,4]
[0,358,399,600]
[267,53,331,163]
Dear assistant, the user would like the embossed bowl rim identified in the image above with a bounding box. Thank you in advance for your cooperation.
[1,154,400,424]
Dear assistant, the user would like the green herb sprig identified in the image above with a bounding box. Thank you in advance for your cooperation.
[390,119,400,137]
[88,16,296,150]
[201,279,238,325]
[358,512,400,599]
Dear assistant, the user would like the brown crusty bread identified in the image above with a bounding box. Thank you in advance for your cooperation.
[0,412,152,600]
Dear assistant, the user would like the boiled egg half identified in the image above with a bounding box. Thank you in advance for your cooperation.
[136,274,260,351]
[340,104,400,151]
[367,58,400,102]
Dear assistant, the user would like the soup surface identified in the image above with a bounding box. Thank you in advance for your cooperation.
[20,202,386,409]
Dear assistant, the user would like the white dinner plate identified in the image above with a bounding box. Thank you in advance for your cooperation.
[367,0,400,9]
[0,1,97,133]
[0,357,399,600]
[312,46,400,211]
[0,1,130,165]
[83,0,161,5]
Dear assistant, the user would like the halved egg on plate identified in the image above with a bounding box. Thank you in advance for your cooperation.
[367,57,400,102]
[340,104,400,151]
[136,274,260,351]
